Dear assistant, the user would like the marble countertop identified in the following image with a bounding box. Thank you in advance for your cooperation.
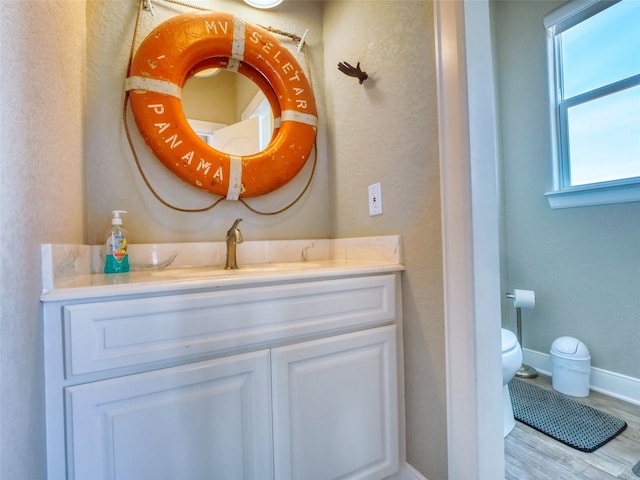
[41,236,404,302]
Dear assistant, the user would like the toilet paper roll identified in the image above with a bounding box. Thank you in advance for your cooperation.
[512,289,535,309]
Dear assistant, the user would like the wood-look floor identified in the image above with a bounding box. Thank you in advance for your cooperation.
[505,375,640,480]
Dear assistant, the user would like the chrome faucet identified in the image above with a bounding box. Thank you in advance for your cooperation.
[224,218,243,269]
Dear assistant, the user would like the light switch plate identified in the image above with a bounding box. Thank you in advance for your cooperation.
[368,183,383,216]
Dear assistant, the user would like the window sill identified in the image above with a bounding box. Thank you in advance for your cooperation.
[545,179,640,209]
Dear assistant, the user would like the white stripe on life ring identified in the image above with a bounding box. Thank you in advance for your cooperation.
[281,110,318,127]
[226,156,243,200]
[227,58,241,73]
[232,18,246,60]
[125,76,181,99]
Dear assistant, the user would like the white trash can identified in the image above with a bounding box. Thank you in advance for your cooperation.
[550,336,591,397]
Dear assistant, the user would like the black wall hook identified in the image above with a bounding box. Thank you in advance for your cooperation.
[337,61,368,84]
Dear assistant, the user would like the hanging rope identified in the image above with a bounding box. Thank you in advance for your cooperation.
[122,0,318,214]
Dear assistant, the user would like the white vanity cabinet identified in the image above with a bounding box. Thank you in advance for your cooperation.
[43,272,403,480]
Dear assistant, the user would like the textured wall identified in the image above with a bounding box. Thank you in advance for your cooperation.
[0,0,86,477]
[0,1,446,478]
[323,2,446,478]
[85,0,329,245]
[493,1,640,378]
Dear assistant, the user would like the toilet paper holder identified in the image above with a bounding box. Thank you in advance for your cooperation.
[506,290,538,379]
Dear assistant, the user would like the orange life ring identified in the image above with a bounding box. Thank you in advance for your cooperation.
[126,11,317,199]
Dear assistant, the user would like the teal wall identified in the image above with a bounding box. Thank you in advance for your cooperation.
[492,0,640,378]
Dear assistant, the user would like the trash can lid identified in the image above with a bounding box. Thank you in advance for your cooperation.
[550,336,590,359]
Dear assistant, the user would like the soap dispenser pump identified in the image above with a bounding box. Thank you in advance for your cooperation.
[104,210,130,274]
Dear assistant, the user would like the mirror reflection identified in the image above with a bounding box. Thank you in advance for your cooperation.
[182,69,274,156]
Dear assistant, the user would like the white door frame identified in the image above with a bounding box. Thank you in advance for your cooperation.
[434,1,505,479]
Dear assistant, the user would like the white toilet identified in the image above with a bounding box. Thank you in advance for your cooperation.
[502,328,523,437]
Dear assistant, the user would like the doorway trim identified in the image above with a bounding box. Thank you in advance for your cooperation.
[434,1,504,478]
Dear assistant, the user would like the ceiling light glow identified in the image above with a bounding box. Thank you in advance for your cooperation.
[243,0,283,9]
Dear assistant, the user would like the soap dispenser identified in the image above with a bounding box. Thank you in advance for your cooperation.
[104,210,130,274]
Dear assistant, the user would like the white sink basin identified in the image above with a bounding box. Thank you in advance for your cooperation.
[149,262,325,279]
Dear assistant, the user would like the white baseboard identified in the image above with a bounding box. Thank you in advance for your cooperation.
[523,348,640,406]
[388,463,428,480]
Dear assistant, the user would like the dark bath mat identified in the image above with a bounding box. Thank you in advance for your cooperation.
[508,378,627,452]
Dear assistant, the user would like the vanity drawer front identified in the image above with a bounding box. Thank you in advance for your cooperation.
[64,274,397,377]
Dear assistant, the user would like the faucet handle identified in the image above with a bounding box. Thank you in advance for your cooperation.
[226,218,243,244]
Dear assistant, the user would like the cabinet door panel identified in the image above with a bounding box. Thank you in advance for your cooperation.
[272,325,399,480]
[66,350,272,480]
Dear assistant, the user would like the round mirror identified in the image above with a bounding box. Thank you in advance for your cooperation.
[182,68,274,156]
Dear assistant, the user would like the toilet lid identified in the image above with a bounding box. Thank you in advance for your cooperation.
[501,329,518,352]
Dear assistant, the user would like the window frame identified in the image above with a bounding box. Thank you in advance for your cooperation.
[543,0,640,209]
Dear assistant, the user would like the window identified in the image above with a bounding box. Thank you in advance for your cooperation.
[544,0,640,209]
